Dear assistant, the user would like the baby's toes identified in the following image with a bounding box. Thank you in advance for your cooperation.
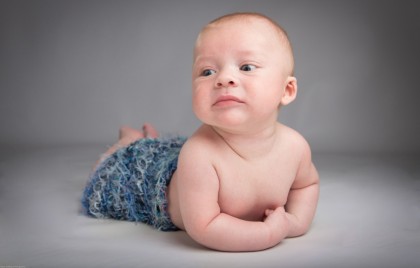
[119,126,144,140]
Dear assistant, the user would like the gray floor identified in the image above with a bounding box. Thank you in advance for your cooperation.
[0,145,419,268]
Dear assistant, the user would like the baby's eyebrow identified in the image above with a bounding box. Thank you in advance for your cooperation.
[236,49,267,60]
[193,55,214,67]
[237,49,258,56]
[194,54,213,62]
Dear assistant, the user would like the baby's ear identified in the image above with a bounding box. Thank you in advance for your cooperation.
[280,76,297,106]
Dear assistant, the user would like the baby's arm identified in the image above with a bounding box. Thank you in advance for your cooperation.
[176,140,289,252]
[285,139,319,237]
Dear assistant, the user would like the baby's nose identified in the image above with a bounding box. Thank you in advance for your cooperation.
[215,70,238,88]
[216,80,236,87]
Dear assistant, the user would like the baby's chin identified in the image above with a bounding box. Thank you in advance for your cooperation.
[204,113,248,127]
[210,120,266,135]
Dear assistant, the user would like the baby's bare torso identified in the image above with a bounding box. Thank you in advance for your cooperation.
[167,124,302,230]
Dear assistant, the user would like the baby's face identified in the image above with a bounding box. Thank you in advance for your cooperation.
[192,18,293,131]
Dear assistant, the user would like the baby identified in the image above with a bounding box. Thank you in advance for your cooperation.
[82,12,319,252]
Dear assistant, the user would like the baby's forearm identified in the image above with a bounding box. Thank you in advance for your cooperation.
[189,212,284,252]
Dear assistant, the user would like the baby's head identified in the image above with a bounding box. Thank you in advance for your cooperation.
[194,12,295,76]
[192,13,298,130]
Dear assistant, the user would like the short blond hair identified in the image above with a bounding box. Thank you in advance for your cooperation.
[199,12,295,75]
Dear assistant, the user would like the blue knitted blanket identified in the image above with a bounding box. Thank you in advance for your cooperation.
[81,136,186,231]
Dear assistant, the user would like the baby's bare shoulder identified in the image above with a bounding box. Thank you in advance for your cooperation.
[278,124,311,153]
[178,125,220,162]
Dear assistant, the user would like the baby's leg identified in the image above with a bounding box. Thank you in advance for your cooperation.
[93,123,159,170]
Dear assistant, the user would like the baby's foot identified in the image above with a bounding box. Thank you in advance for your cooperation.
[93,124,157,171]
[119,126,145,141]
[92,127,142,171]
[143,123,159,138]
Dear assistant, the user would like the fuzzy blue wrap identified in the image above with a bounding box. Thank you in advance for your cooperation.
[81,136,187,231]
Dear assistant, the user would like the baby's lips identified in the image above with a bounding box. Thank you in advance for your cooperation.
[214,95,244,105]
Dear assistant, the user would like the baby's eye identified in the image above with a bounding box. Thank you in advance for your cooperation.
[240,64,257,72]
[201,69,216,77]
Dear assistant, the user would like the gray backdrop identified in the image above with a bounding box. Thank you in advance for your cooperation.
[1,0,419,153]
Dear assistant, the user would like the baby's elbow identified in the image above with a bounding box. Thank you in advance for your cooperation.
[185,227,220,251]
[185,226,204,243]
[183,219,214,247]
[296,222,312,237]
[286,214,313,238]
[184,217,233,251]
[288,226,309,238]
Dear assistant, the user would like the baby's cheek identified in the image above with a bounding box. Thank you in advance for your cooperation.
[192,90,211,112]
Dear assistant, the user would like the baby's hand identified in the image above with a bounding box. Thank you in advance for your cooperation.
[263,207,290,242]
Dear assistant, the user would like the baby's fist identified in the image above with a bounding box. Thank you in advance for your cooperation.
[264,207,289,241]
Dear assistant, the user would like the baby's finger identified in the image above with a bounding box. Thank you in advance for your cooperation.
[265,209,274,216]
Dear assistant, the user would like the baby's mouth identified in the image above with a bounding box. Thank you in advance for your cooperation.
[213,95,244,107]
